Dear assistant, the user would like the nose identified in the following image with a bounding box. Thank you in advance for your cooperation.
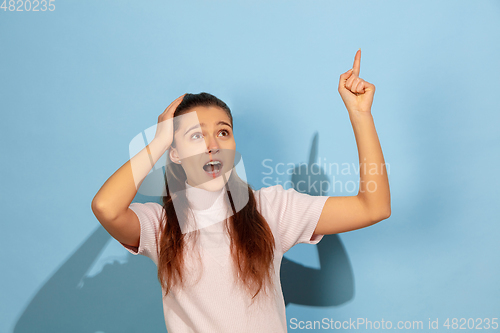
[205,135,220,154]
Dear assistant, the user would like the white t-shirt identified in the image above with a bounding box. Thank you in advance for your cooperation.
[120,183,329,333]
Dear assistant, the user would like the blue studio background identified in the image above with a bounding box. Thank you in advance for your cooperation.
[1,1,499,332]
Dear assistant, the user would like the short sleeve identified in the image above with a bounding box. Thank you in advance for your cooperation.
[258,185,329,253]
[118,202,164,265]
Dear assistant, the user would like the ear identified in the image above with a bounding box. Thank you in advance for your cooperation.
[169,147,181,164]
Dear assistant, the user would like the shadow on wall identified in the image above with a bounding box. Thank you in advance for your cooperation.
[281,133,354,307]
[14,132,354,333]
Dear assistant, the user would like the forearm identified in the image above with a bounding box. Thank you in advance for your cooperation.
[348,110,391,219]
[91,138,168,220]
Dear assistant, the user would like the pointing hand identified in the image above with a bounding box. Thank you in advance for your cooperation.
[338,49,375,114]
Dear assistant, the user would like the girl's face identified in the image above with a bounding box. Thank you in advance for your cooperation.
[169,106,236,191]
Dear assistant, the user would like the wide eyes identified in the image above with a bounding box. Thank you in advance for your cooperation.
[190,129,230,140]
[191,132,203,140]
[218,129,230,137]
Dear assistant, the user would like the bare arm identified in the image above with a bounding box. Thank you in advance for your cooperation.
[314,50,391,235]
[91,94,185,247]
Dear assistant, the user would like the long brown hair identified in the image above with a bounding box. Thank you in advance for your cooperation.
[157,92,275,301]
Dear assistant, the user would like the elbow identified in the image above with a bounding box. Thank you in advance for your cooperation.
[378,206,391,221]
[91,199,118,223]
[358,193,391,224]
[370,206,391,224]
[381,207,391,220]
[91,199,104,221]
[91,198,104,216]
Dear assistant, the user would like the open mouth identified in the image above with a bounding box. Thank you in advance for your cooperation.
[202,160,223,178]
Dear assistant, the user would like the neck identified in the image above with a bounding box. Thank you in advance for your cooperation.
[185,181,225,210]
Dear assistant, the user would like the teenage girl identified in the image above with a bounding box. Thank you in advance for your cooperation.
[91,49,390,333]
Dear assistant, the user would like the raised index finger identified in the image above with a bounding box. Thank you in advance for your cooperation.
[352,49,361,76]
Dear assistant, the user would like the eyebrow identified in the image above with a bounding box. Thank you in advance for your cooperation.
[184,121,232,136]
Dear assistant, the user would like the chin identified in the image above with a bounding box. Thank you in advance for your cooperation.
[197,169,233,192]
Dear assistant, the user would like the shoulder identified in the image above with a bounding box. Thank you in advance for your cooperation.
[251,184,329,253]
[129,201,166,227]
[252,184,299,205]
[130,201,164,213]
[253,184,329,216]
[251,184,293,215]
[252,184,287,199]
